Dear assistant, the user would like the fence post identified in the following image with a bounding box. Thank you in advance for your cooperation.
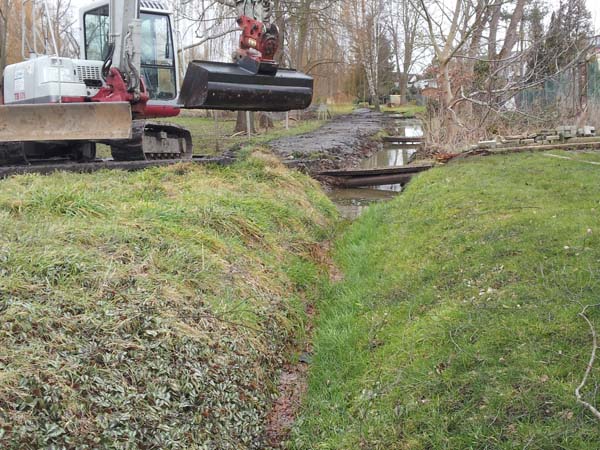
[214,111,220,153]
[285,111,289,130]
[246,111,252,137]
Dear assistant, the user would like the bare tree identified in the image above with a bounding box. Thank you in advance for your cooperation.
[386,0,422,104]
[345,0,385,110]
[0,0,12,74]
[414,0,491,110]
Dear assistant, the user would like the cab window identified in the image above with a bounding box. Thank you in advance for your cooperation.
[83,8,176,100]
[84,5,109,61]
[140,13,176,100]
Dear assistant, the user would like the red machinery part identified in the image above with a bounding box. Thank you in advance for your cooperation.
[237,15,279,62]
[90,67,149,118]
[143,104,181,118]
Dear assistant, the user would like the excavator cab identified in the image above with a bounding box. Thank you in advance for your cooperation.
[82,2,181,108]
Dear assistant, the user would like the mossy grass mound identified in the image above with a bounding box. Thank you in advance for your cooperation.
[0,152,336,448]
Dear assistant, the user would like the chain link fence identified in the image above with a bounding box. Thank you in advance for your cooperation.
[515,59,600,117]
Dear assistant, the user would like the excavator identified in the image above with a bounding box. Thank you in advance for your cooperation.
[0,0,313,164]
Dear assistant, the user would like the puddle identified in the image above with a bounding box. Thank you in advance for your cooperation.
[359,146,417,171]
[327,187,398,219]
[328,120,423,219]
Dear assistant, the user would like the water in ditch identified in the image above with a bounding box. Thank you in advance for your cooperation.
[328,119,423,219]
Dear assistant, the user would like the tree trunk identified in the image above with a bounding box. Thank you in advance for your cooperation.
[366,64,380,111]
[389,25,403,100]
[488,3,501,60]
[401,30,414,104]
[439,59,453,108]
[497,0,526,61]
[272,0,285,65]
[294,0,311,69]
[0,2,9,77]
[399,72,408,104]
[258,112,274,129]
[461,0,488,117]
[372,95,381,111]
[234,111,257,134]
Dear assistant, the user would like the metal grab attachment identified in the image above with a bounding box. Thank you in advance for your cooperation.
[179,60,313,112]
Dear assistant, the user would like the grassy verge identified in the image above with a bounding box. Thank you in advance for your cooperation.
[328,104,356,116]
[0,152,336,448]
[168,116,326,155]
[98,116,326,158]
[293,152,600,448]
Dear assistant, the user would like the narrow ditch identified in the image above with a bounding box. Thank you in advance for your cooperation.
[327,117,423,219]
[262,242,342,448]
[264,111,424,447]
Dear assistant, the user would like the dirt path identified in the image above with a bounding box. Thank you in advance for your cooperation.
[270,108,386,172]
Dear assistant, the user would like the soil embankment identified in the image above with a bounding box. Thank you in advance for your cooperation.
[292,152,600,448]
[269,109,386,172]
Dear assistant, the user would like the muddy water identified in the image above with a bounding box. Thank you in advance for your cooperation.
[328,119,423,219]
[327,187,398,219]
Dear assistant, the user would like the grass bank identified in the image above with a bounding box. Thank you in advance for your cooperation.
[168,116,325,155]
[379,104,425,115]
[98,116,326,158]
[0,152,336,448]
[293,151,600,448]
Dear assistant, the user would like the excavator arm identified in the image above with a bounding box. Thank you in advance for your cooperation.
[99,0,312,114]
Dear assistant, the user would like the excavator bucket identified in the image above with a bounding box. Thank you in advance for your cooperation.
[179,60,313,111]
[0,102,132,142]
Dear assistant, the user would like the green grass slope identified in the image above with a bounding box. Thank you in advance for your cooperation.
[0,153,336,448]
[293,152,600,449]
[97,117,326,158]
[168,116,326,156]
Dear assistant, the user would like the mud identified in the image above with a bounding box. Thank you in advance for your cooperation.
[270,108,386,172]
[264,340,310,448]
[264,242,342,448]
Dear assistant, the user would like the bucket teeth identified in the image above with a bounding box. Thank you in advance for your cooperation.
[179,60,313,112]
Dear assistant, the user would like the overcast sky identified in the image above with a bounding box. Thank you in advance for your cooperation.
[587,0,600,31]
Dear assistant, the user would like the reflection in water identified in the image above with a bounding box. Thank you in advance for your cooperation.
[359,146,416,170]
[327,120,424,219]
[327,187,397,220]
[360,121,423,192]
[388,120,422,137]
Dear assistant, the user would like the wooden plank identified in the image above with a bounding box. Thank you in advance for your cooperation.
[382,136,423,143]
[330,173,415,187]
[318,163,433,177]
